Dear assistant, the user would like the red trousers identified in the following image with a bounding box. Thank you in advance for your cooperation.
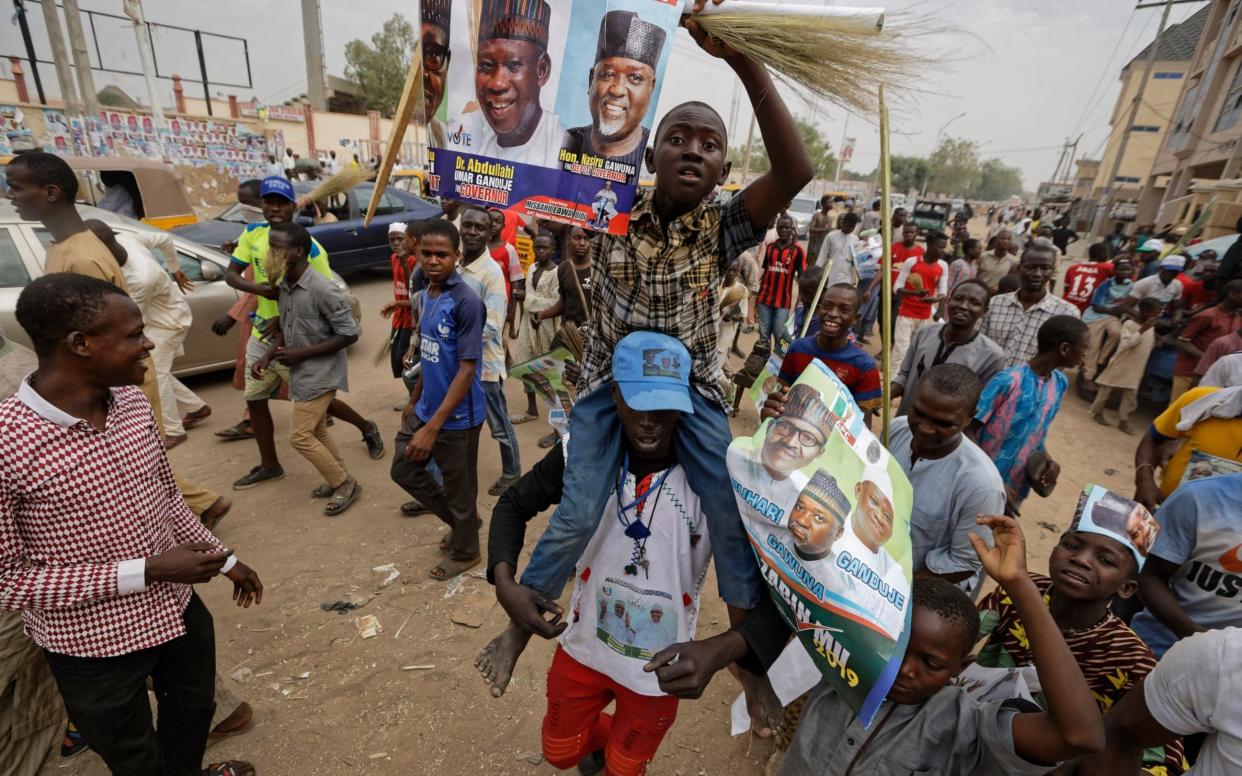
[542,647,679,776]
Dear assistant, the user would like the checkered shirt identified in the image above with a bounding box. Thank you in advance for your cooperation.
[578,187,764,406]
[0,380,225,657]
[981,291,1082,368]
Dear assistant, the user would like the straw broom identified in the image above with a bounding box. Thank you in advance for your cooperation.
[301,166,375,208]
[684,2,937,116]
[364,43,423,227]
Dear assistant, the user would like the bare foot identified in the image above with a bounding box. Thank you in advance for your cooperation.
[475,621,532,697]
[739,667,782,738]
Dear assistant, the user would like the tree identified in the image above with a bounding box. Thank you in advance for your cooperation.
[729,120,835,182]
[926,136,979,196]
[889,155,931,195]
[971,158,1024,201]
[344,15,417,116]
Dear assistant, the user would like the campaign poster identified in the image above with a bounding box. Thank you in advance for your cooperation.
[426,0,681,234]
[509,347,577,437]
[727,359,914,726]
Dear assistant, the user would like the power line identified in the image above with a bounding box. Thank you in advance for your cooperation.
[1070,8,1150,138]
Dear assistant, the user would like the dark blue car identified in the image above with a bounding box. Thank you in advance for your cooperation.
[172,182,442,274]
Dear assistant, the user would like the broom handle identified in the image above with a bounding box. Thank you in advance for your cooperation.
[682,1,885,32]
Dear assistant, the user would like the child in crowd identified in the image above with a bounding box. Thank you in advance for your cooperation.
[646,516,1106,775]
[717,262,749,364]
[380,221,415,404]
[775,283,882,425]
[975,487,1185,774]
[892,230,950,367]
[390,220,488,580]
[253,223,362,516]
[756,214,806,351]
[972,315,1089,515]
[1091,297,1162,434]
[509,232,562,425]
[478,333,713,776]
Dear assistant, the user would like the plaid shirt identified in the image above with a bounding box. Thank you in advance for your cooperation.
[981,291,1081,368]
[579,188,764,406]
[0,380,229,657]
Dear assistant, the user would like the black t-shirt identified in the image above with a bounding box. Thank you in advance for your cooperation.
[557,260,592,325]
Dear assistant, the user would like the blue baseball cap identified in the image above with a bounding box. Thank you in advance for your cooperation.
[612,332,693,414]
[260,176,296,203]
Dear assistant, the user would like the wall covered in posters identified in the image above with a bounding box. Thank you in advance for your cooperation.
[0,105,278,181]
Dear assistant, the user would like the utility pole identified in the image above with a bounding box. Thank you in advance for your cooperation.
[62,0,99,119]
[12,1,46,104]
[122,0,168,158]
[38,0,82,116]
[1091,0,1174,237]
[741,111,756,184]
[301,0,328,111]
[832,111,851,183]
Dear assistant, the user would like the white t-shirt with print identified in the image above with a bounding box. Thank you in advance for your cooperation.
[1144,627,1242,776]
[560,464,712,697]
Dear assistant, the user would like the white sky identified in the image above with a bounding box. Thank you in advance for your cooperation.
[0,0,1211,191]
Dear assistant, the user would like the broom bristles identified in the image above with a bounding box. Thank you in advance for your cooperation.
[694,11,943,116]
[303,166,375,206]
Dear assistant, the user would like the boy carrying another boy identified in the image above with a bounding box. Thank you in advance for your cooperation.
[477,333,713,776]
[507,0,813,734]
[252,223,362,516]
[391,220,488,579]
[975,485,1185,774]
[643,516,1106,775]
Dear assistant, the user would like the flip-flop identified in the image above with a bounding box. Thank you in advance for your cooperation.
[537,432,559,449]
[428,555,480,580]
[214,424,254,442]
[508,413,537,425]
[439,534,451,553]
[324,481,362,516]
[202,762,255,776]
[182,406,213,429]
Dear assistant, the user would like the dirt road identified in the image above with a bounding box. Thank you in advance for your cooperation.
[39,257,1144,776]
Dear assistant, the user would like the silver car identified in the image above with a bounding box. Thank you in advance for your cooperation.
[0,202,356,376]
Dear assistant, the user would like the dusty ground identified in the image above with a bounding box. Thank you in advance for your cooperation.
[37,227,1144,776]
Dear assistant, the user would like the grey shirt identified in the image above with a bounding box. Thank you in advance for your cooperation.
[278,268,358,401]
[888,417,1005,596]
[894,323,1006,417]
[778,680,1050,776]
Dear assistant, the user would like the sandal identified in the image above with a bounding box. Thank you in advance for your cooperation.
[207,702,254,746]
[310,484,335,499]
[201,497,232,532]
[202,762,255,776]
[324,480,362,516]
[537,432,559,449]
[214,423,254,442]
[61,720,88,757]
[428,555,480,580]
[439,534,451,553]
[362,421,385,460]
[181,406,213,429]
[508,412,537,425]
[488,476,519,497]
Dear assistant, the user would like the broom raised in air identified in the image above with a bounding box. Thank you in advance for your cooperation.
[296,166,376,213]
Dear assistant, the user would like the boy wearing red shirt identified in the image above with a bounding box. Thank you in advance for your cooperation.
[893,230,949,368]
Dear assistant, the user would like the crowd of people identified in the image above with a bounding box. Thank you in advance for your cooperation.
[1,6,1241,776]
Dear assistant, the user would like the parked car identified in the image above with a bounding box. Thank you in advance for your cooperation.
[173,182,442,273]
[1184,232,1236,259]
[786,194,819,238]
[0,202,356,376]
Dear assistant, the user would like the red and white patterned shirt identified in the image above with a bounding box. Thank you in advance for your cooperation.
[0,378,230,657]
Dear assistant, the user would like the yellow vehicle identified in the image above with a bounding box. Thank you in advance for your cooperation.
[389,168,430,198]
[60,157,199,230]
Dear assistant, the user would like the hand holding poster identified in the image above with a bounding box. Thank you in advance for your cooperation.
[727,359,913,726]
[509,347,578,437]
[427,0,681,234]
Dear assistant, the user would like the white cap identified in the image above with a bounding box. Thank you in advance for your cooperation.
[389,222,408,236]
[1136,238,1164,253]
[1160,254,1187,271]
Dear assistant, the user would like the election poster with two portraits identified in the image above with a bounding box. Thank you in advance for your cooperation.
[728,360,915,726]
[420,0,680,234]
